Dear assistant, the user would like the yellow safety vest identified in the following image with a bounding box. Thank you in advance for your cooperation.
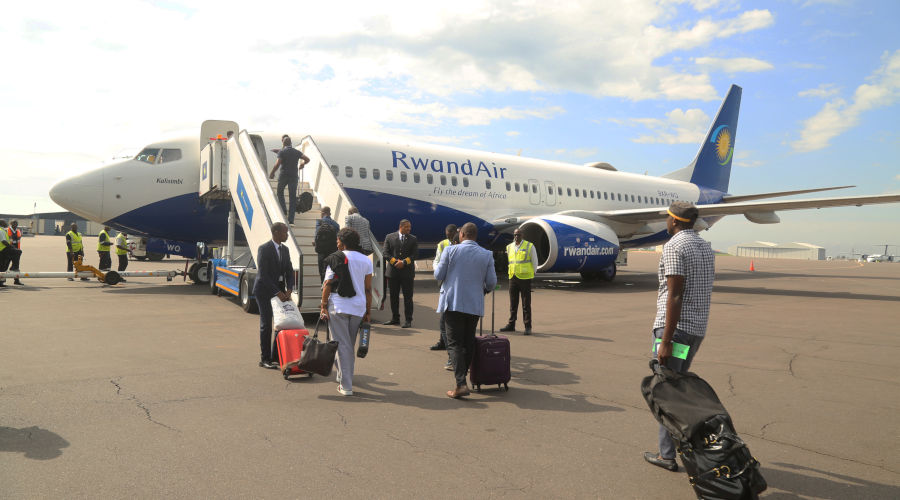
[507,240,535,279]
[435,238,451,262]
[115,233,128,255]
[0,229,8,251]
[97,230,111,252]
[67,231,83,252]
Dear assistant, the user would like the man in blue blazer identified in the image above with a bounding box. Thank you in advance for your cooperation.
[434,222,497,398]
[253,222,295,368]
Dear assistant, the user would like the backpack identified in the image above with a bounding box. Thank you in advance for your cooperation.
[314,223,338,255]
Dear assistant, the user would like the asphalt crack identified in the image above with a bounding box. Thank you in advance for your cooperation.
[110,379,179,432]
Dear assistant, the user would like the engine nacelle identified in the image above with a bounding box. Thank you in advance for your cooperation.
[518,215,620,273]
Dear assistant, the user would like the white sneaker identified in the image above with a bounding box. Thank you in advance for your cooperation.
[337,385,353,396]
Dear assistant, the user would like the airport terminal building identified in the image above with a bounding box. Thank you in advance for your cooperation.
[728,241,825,260]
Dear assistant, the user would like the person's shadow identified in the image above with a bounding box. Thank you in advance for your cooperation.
[761,462,900,499]
[0,426,70,460]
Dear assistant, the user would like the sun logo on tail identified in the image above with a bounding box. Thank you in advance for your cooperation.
[710,125,733,166]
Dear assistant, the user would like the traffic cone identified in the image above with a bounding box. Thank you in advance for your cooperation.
[749,260,755,272]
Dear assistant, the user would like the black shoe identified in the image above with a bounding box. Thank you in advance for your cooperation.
[499,324,515,332]
[524,327,532,335]
[14,280,23,285]
[383,319,400,326]
[430,342,446,350]
[643,452,678,472]
[401,321,412,328]
[80,277,90,281]
[259,360,278,369]
[0,283,6,287]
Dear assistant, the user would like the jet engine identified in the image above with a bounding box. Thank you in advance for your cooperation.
[517,214,620,280]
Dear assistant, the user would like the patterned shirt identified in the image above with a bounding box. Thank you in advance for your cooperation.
[343,213,374,252]
[653,229,715,337]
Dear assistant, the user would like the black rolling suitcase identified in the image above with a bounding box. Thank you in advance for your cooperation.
[296,191,313,213]
[471,287,511,392]
[641,360,767,499]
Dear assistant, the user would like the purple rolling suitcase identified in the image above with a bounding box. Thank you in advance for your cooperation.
[470,333,511,392]
[470,287,510,392]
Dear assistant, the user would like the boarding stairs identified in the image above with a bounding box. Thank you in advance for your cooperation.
[199,123,383,313]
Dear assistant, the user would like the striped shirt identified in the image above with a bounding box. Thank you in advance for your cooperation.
[653,229,715,337]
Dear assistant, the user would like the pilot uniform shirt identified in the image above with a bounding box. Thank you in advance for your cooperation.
[653,229,715,337]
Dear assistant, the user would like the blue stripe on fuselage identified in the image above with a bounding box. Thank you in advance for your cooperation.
[106,193,242,244]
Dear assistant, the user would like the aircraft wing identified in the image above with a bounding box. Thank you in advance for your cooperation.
[563,193,900,225]
[721,185,854,203]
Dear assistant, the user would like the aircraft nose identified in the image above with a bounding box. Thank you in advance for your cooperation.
[49,168,104,221]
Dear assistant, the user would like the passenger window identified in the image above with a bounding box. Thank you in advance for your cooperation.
[386,170,394,181]
[441,175,447,186]
[373,169,380,180]
[548,186,553,194]
[413,172,420,183]
[631,195,635,202]
[603,192,608,200]
[590,191,595,199]
[345,166,353,178]
[558,187,562,195]
[515,183,520,192]
[531,184,537,193]
[330,165,339,177]
[617,193,621,201]
[451,177,458,186]
[506,181,511,191]
[486,180,492,189]
[159,149,182,163]
[567,188,572,196]
[574,189,579,198]
[135,148,160,164]
[463,177,469,187]
[427,173,433,184]
[582,189,587,198]
[359,167,367,179]
[400,171,407,182]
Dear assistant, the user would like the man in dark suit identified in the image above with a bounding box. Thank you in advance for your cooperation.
[382,219,418,328]
[253,222,295,368]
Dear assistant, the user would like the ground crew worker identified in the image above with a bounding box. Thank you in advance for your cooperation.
[97,226,112,271]
[0,220,23,287]
[66,223,88,281]
[430,225,458,367]
[115,231,129,278]
[500,228,538,335]
[6,220,23,285]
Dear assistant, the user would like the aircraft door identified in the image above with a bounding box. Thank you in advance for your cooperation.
[544,181,556,206]
[528,179,540,205]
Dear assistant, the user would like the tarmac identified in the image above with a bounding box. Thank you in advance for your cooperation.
[2,235,899,499]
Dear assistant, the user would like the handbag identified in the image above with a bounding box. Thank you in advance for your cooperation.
[298,319,339,376]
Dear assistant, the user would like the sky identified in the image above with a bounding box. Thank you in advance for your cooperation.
[1,0,898,257]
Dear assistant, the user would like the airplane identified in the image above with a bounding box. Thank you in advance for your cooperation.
[50,84,900,283]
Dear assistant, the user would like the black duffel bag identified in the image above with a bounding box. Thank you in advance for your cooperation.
[642,360,767,499]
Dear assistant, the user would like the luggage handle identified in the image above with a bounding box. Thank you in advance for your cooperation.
[313,317,330,341]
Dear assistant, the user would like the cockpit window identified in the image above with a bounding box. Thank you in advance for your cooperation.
[160,149,182,163]
[135,148,160,164]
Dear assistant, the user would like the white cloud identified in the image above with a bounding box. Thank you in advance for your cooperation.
[624,108,711,144]
[798,84,840,98]
[694,56,774,72]
[732,150,764,168]
[506,131,520,137]
[792,49,900,152]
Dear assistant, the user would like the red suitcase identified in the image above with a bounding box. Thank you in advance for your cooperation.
[469,334,511,392]
[276,329,309,379]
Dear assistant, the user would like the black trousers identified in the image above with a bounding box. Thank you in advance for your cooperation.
[256,295,276,363]
[67,250,85,271]
[508,276,532,327]
[445,311,480,387]
[117,254,128,271]
[0,246,20,271]
[98,251,111,271]
[317,254,328,283]
[388,273,414,321]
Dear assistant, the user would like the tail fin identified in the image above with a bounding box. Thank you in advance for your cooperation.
[662,84,741,193]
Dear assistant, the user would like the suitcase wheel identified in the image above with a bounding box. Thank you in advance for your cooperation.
[283,370,289,380]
